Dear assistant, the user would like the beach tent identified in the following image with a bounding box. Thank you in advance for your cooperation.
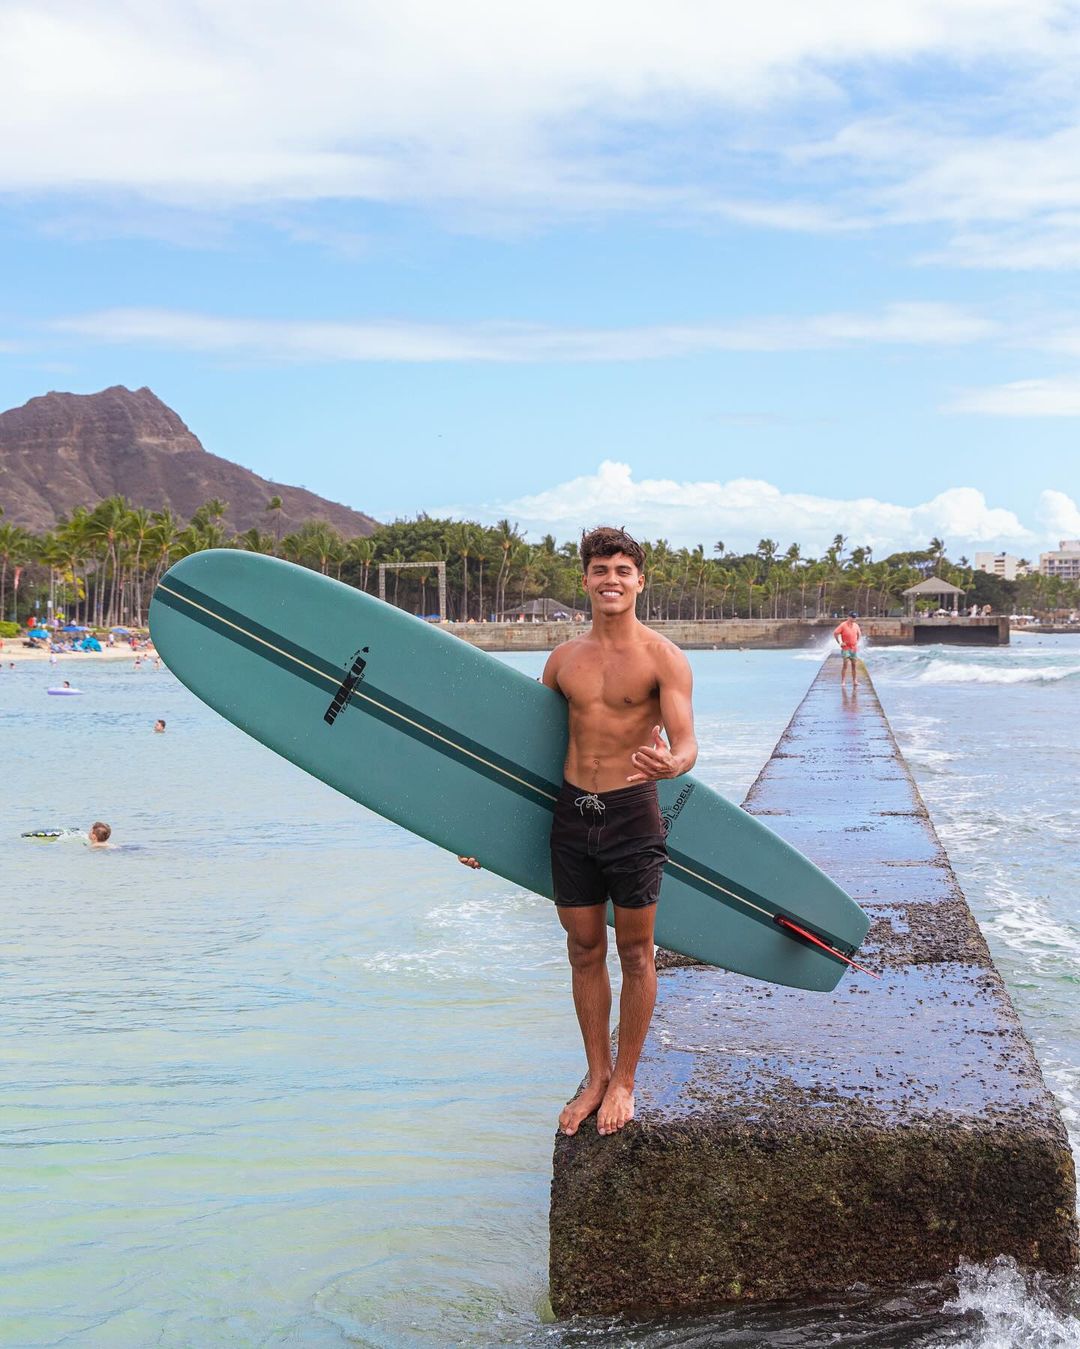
[902,576,965,617]
[77,636,102,652]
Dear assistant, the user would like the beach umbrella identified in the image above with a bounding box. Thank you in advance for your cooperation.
[110,626,132,633]
[61,623,89,632]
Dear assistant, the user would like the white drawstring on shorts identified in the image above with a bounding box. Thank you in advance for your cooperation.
[574,792,605,816]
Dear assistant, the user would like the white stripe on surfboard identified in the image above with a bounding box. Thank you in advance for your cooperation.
[666,859,775,922]
[159,581,791,933]
[157,579,559,804]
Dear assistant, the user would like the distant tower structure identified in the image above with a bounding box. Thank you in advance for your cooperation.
[377,560,447,622]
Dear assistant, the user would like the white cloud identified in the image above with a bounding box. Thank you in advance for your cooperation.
[1038,489,1080,539]
[442,459,1035,553]
[944,374,1080,416]
[0,0,1075,228]
[47,302,996,363]
[919,220,1080,271]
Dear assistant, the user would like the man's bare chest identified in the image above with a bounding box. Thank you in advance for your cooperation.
[558,652,659,712]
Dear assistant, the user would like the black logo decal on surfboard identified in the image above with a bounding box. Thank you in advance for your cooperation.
[661,783,695,836]
[324,647,369,725]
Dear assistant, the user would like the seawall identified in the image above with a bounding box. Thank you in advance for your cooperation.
[548,655,1076,1316]
[447,616,1009,651]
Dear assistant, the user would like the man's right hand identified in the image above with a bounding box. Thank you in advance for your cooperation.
[457,855,482,869]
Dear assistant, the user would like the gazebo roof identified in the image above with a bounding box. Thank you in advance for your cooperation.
[902,576,965,596]
[497,597,587,617]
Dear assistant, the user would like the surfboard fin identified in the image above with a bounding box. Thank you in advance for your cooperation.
[774,915,880,979]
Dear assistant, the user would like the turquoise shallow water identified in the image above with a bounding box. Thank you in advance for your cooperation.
[1,637,1078,1347]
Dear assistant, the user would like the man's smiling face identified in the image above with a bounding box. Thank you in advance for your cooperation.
[583,552,645,616]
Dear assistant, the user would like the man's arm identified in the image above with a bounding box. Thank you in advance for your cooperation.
[832,622,844,644]
[540,643,565,692]
[627,645,698,782]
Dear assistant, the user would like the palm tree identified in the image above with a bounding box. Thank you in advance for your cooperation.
[474,538,501,622]
[236,527,276,554]
[194,498,229,532]
[713,564,735,619]
[124,507,154,625]
[447,522,477,620]
[690,544,707,620]
[739,558,760,620]
[0,522,31,622]
[347,537,376,592]
[147,510,180,594]
[85,496,127,627]
[265,495,284,552]
[413,550,438,616]
[492,518,519,617]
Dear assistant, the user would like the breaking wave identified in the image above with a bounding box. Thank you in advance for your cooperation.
[914,662,1080,686]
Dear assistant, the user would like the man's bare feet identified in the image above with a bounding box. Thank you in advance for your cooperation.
[558,1076,609,1135]
[597,1082,635,1135]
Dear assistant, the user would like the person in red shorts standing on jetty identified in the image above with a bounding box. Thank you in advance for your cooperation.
[833,611,862,688]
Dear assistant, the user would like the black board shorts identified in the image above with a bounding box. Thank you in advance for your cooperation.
[550,779,668,909]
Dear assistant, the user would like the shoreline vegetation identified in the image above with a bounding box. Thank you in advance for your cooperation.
[2,494,1077,632]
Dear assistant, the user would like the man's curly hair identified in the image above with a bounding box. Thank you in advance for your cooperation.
[579,525,645,573]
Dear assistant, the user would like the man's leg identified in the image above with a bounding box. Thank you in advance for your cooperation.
[556,903,612,1135]
[598,902,657,1135]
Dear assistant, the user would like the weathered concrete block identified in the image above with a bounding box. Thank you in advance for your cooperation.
[549,658,1076,1317]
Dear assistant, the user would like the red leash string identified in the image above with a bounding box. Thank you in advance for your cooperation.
[774,915,880,979]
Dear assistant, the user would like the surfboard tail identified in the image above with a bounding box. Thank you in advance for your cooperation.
[774,915,880,979]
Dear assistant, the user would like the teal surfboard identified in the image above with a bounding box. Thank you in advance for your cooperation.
[149,551,869,990]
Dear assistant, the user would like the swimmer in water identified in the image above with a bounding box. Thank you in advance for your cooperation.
[22,821,113,846]
[153,719,166,733]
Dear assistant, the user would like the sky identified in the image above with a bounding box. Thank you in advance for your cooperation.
[3,0,1080,556]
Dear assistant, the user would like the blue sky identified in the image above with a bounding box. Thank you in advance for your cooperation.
[3,1,1080,556]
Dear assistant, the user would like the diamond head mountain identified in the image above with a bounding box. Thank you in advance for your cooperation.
[0,385,377,536]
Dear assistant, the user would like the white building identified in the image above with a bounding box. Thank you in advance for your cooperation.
[1039,541,1080,580]
[975,552,1028,582]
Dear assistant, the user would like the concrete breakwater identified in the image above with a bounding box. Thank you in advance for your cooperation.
[548,655,1076,1317]
[448,615,1009,651]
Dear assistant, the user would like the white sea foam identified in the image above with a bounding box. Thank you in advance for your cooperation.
[890,712,960,770]
[792,639,835,662]
[928,1258,1080,1349]
[915,662,1080,686]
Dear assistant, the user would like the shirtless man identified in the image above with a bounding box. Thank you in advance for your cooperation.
[832,611,862,688]
[461,526,697,1137]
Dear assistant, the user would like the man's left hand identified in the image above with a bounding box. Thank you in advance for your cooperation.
[628,725,680,782]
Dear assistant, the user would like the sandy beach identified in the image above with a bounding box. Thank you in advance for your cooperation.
[0,643,157,663]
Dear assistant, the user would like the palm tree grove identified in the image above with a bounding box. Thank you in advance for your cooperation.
[0,498,1074,634]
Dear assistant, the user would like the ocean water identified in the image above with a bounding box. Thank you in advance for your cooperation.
[0,635,1078,1347]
